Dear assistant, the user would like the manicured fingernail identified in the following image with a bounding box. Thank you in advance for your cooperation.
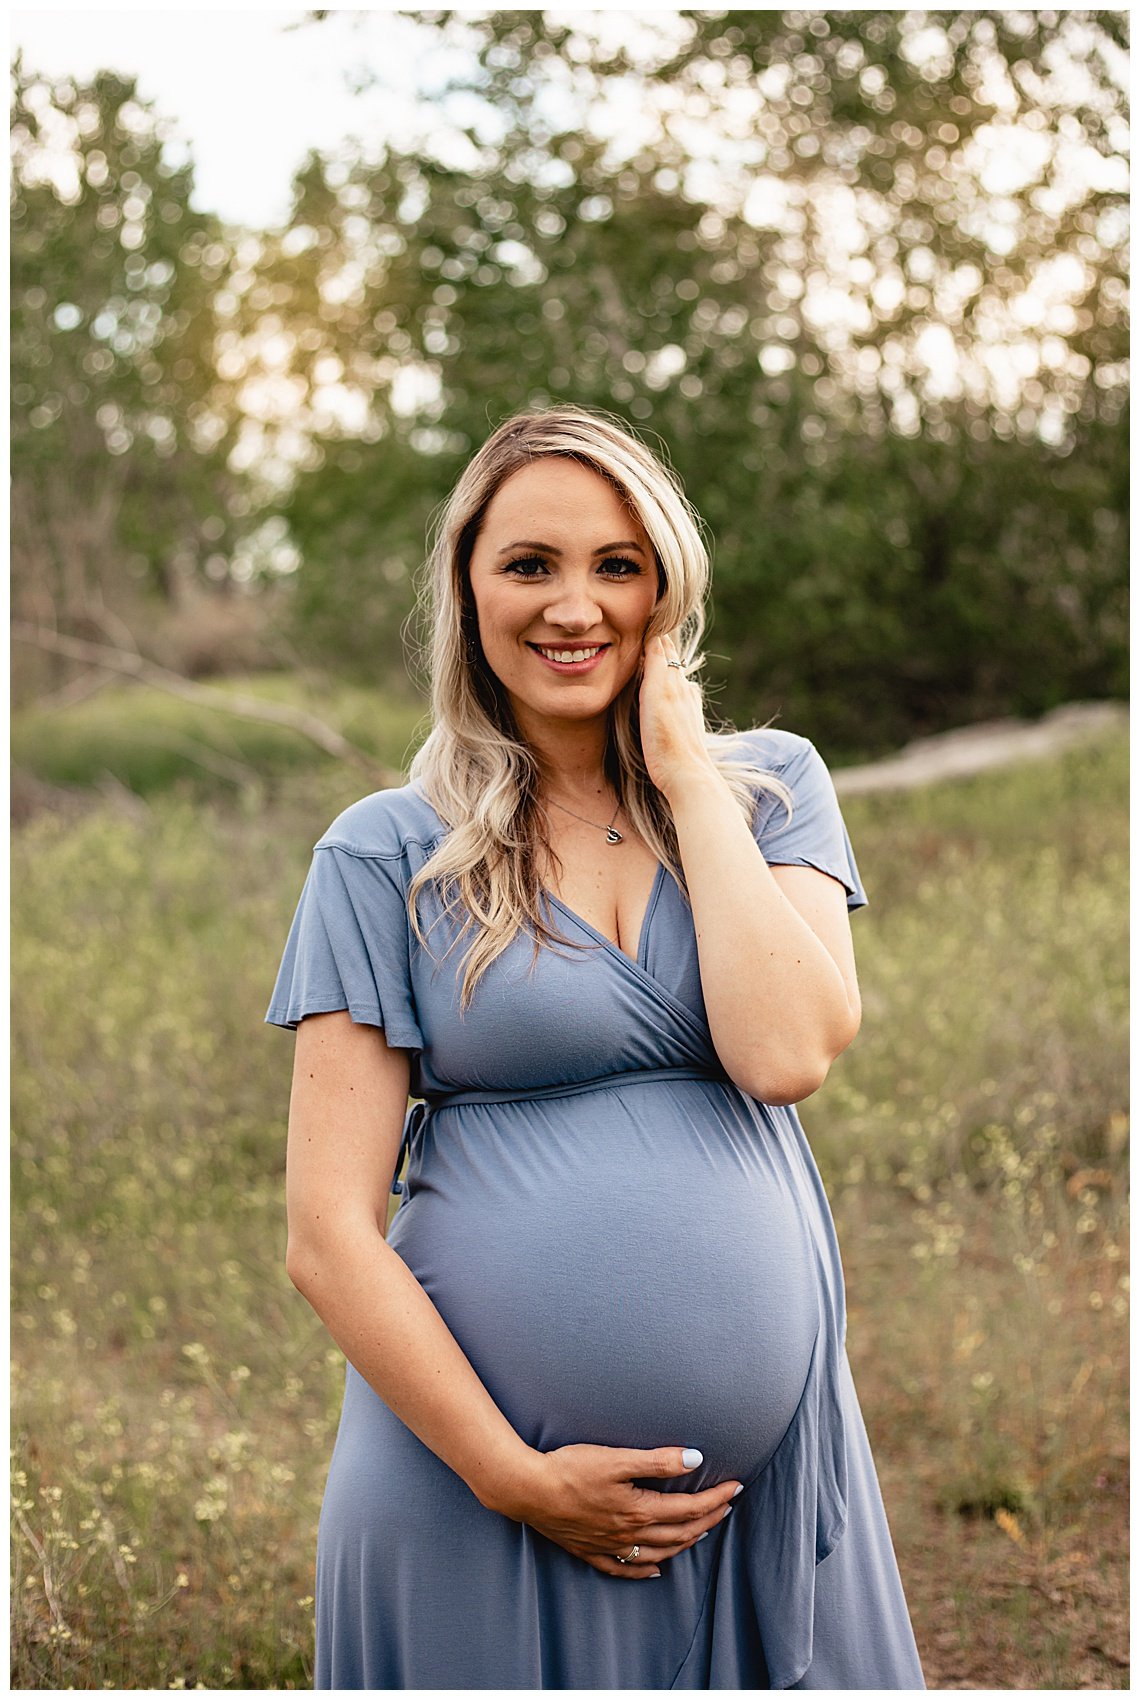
[697,1531,709,1542]
[681,1448,703,1468]
[649,1569,662,1577]
[731,1483,744,1497]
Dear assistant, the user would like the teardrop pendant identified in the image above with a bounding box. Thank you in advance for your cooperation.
[606,827,623,844]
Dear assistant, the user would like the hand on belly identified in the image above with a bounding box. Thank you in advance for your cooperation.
[482,1437,743,1578]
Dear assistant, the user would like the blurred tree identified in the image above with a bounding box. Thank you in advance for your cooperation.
[11,13,1127,748]
[10,59,244,693]
[250,9,1126,745]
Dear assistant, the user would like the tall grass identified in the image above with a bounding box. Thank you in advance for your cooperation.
[819,730,1127,1186]
[10,726,1128,1688]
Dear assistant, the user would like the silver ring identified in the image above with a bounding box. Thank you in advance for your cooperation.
[666,659,685,670]
[616,1543,640,1564]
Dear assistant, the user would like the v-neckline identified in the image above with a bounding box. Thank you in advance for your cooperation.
[408,785,669,972]
[542,862,667,971]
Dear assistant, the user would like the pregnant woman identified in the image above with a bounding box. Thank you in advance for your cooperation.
[267,407,926,1689]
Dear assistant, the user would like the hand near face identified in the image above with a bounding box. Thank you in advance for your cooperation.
[638,633,719,800]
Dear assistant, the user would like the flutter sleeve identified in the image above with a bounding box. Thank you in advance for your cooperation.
[264,842,425,1050]
[751,732,869,912]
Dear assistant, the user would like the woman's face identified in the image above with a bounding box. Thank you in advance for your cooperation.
[466,457,660,735]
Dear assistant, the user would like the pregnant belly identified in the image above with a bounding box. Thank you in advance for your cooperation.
[387,1084,821,1492]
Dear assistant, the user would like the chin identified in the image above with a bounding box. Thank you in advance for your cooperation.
[489,657,633,724]
[535,695,615,720]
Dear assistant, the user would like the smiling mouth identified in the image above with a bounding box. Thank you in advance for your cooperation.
[527,643,610,667]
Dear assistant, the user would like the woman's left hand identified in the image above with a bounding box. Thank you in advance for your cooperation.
[638,632,719,799]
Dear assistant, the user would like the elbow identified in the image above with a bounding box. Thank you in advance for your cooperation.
[736,1033,854,1107]
[757,1060,832,1107]
[804,995,863,1088]
[286,1212,389,1295]
[729,1053,830,1106]
[839,990,862,1050]
[285,1234,327,1297]
[728,982,863,1106]
[791,1055,833,1104]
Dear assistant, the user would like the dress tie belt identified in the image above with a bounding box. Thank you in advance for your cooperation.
[390,1064,731,1195]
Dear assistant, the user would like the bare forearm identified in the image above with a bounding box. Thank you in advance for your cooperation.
[287,1227,539,1515]
[668,768,853,1100]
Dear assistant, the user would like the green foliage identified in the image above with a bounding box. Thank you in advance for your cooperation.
[11,803,328,1685]
[246,12,1127,738]
[10,59,243,668]
[10,14,1129,747]
[817,728,1128,1188]
[11,674,428,796]
[279,440,449,684]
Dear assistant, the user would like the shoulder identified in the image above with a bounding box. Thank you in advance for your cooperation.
[715,727,841,837]
[314,780,449,861]
[714,724,816,774]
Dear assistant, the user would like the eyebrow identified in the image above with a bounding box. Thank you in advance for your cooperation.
[496,539,647,557]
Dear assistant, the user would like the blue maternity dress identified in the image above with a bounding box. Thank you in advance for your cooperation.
[266,727,926,1690]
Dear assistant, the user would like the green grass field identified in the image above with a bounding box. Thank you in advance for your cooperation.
[11,672,428,796]
[10,717,1128,1689]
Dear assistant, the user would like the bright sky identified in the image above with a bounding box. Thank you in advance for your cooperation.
[9,7,433,229]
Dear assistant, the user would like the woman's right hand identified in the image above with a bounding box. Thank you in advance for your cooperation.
[486,1443,743,1579]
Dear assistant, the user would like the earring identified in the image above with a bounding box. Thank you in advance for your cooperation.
[464,632,478,665]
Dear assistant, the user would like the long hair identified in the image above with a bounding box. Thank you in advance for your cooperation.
[405,405,793,1011]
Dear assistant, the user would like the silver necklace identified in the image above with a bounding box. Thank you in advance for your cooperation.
[545,795,624,845]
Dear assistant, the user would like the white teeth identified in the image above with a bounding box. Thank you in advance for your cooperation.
[536,646,603,663]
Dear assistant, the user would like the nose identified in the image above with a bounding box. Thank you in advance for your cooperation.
[542,580,605,635]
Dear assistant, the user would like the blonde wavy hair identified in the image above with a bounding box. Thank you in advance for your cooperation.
[405,405,793,1011]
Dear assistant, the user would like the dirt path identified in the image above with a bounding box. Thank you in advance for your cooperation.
[833,701,1127,796]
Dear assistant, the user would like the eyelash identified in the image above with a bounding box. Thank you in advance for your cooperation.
[503,556,643,579]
